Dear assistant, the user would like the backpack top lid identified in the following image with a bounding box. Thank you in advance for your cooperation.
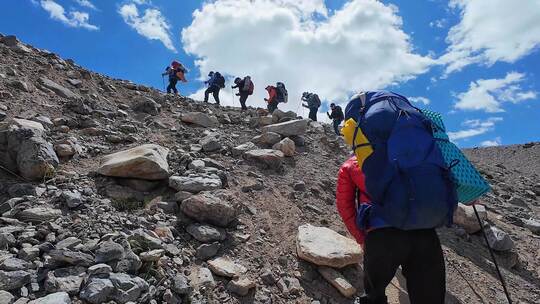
[344,91,408,122]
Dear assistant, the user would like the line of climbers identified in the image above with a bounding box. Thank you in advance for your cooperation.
[162,61,345,135]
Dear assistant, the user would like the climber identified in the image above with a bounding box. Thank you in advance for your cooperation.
[301,92,321,121]
[264,85,278,113]
[336,91,456,304]
[232,76,254,111]
[162,61,187,95]
[327,103,344,135]
[204,71,225,105]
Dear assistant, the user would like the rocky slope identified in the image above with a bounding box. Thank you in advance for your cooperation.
[0,34,539,304]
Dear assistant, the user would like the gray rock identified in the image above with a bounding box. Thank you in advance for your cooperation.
[227,277,256,296]
[174,191,192,202]
[48,250,94,267]
[0,290,14,304]
[10,80,32,92]
[44,266,86,295]
[232,142,257,157]
[56,237,82,250]
[196,243,220,260]
[97,144,170,180]
[18,247,40,261]
[128,229,163,250]
[200,134,221,152]
[261,119,308,136]
[244,149,284,170]
[62,191,83,208]
[485,226,514,251]
[109,272,149,304]
[132,97,160,115]
[27,292,70,304]
[7,183,43,197]
[66,99,93,115]
[524,219,540,235]
[39,77,78,99]
[0,111,6,122]
[293,181,306,192]
[139,249,164,262]
[180,192,236,227]
[0,270,31,290]
[190,267,214,288]
[95,241,125,263]
[186,224,226,243]
[208,257,247,278]
[87,264,112,276]
[15,207,61,223]
[252,132,281,147]
[0,258,29,271]
[169,174,222,193]
[272,137,296,157]
[181,112,219,128]
[79,278,114,304]
[171,274,192,295]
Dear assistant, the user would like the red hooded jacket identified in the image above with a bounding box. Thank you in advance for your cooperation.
[336,156,371,245]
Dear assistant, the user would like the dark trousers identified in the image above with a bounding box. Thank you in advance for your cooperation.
[333,119,342,135]
[167,78,178,94]
[204,86,220,104]
[267,101,278,113]
[308,108,317,121]
[361,228,445,304]
[239,93,249,110]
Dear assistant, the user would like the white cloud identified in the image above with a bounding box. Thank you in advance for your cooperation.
[448,117,502,141]
[181,0,434,111]
[409,96,430,105]
[429,18,447,29]
[480,137,502,147]
[75,0,96,10]
[119,3,176,52]
[440,0,540,74]
[40,0,98,30]
[454,72,537,113]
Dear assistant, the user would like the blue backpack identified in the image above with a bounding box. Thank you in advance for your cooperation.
[345,91,457,230]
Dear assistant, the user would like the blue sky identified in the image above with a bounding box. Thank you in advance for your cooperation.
[1,0,539,148]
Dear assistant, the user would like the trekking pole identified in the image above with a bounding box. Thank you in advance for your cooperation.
[474,205,512,304]
[161,76,166,92]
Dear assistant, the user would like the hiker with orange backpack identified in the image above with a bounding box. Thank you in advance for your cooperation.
[336,91,457,304]
[162,61,187,95]
[232,76,254,111]
[264,85,278,113]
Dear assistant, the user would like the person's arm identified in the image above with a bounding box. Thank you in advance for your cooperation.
[231,84,238,89]
[336,163,365,245]
[302,103,309,108]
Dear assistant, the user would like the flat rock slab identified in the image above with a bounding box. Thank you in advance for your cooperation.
[97,144,170,180]
[318,266,357,298]
[28,292,71,304]
[169,174,222,193]
[296,224,362,268]
[39,77,78,99]
[261,119,308,136]
[180,192,236,227]
[181,112,219,128]
[244,149,284,169]
[208,257,247,278]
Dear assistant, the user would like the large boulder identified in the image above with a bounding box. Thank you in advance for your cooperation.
[181,112,219,128]
[97,144,170,180]
[244,149,284,169]
[39,77,78,99]
[180,192,236,227]
[0,119,59,180]
[262,119,308,136]
[271,109,297,123]
[252,132,281,147]
[169,174,222,193]
[453,204,487,234]
[296,224,362,268]
[131,97,160,115]
[272,137,296,157]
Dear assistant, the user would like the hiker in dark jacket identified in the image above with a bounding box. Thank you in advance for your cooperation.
[204,71,222,105]
[232,76,252,111]
[265,85,278,113]
[327,103,344,135]
[162,61,187,95]
[301,92,321,121]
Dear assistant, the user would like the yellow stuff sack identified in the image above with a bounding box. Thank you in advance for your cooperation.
[341,118,373,168]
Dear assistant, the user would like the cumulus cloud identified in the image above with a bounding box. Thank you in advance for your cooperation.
[408,96,430,105]
[440,0,540,75]
[454,72,537,113]
[182,0,434,112]
[448,117,502,141]
[74,0,96,10]
[40,0,98,30]
[480,137,502,147]
[119,2,176,52]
